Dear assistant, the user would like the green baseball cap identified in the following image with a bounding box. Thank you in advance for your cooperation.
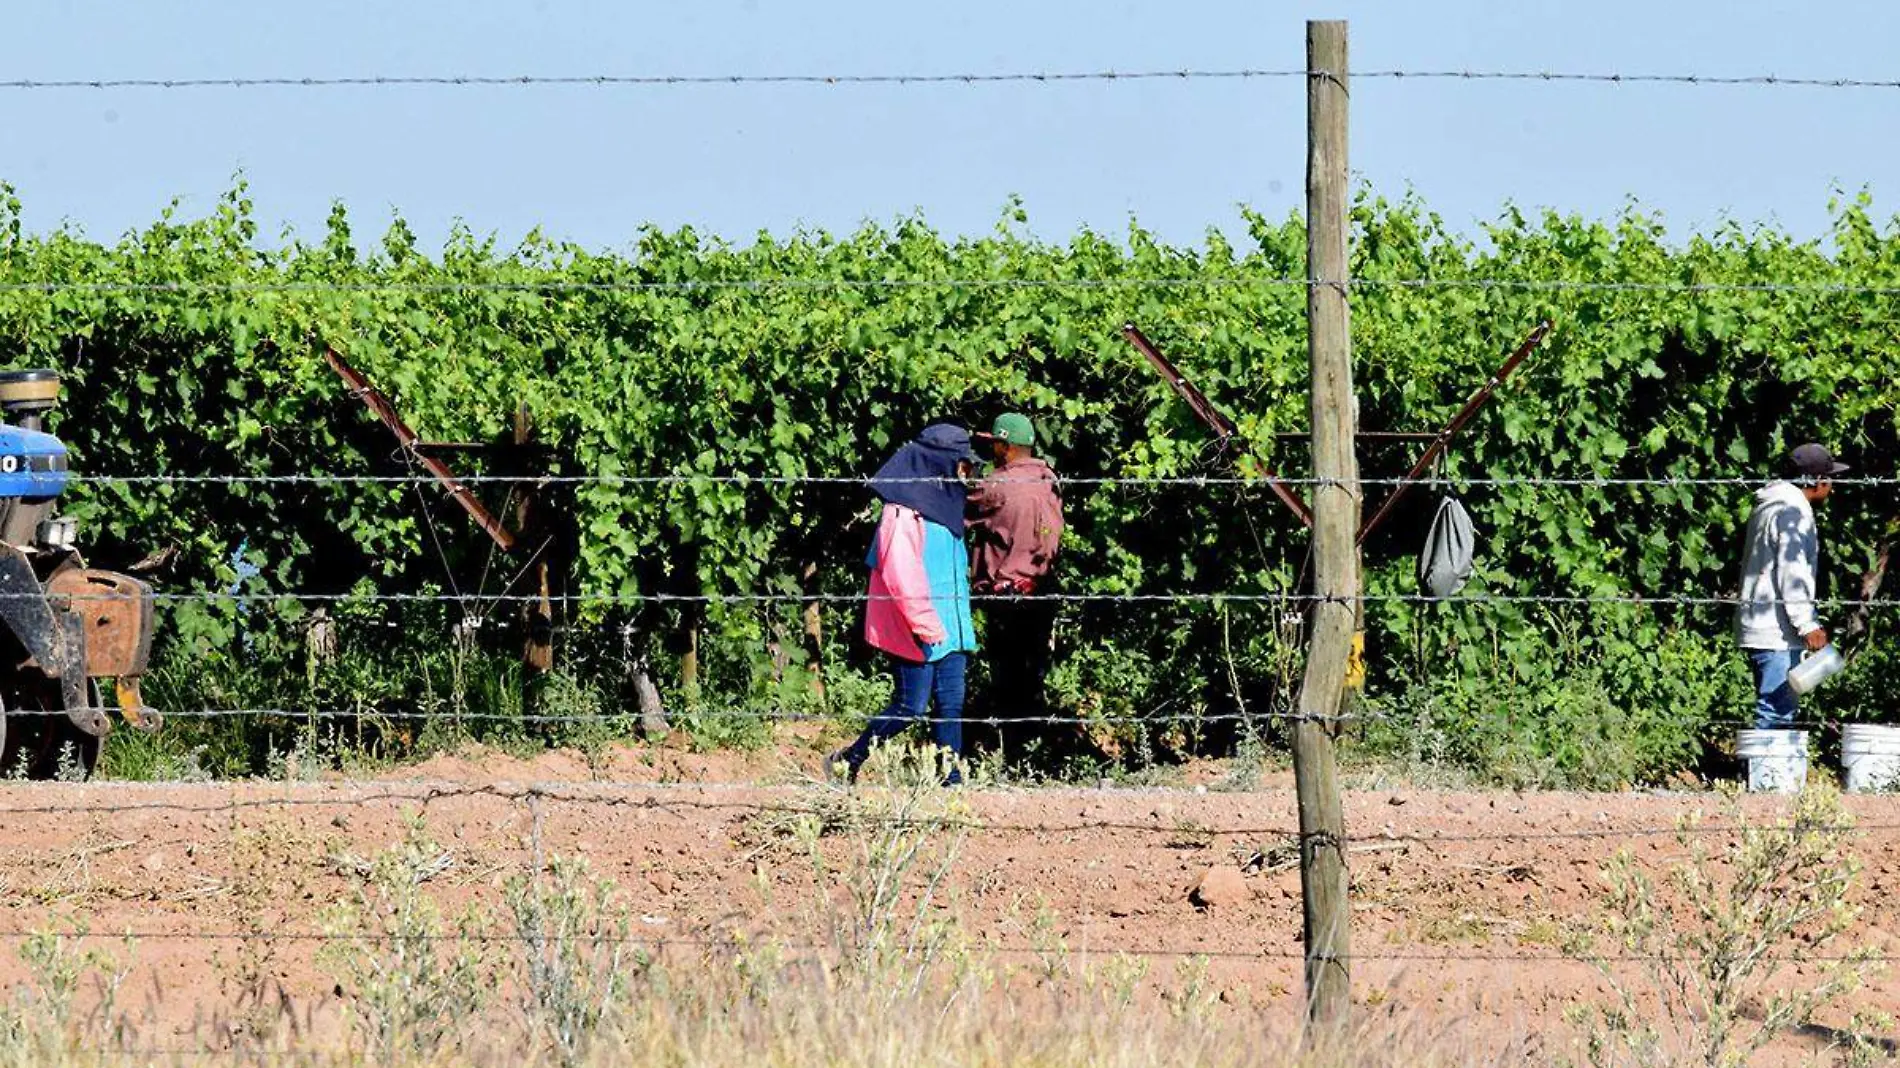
[989,412,1037,448]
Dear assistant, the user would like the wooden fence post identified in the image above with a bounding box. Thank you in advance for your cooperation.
[1296,16,1356,1033]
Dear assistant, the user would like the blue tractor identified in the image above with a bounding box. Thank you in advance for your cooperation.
[0,371,158,779]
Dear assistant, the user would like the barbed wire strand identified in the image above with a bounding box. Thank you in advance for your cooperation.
[0,928,1882,966]
[53,473,1900,487]
[0,781,1893,845]
[0,704,1861,736]
[48,592,1900,627]
[3,69,1898,92]
[0,69,1308,91]
[64,590,1900,607]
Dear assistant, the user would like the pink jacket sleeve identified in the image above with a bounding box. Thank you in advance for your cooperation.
[876,506,946,645]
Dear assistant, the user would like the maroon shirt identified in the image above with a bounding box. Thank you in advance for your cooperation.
[967,457,1063,593]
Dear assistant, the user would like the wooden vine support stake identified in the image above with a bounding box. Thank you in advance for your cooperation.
[512,402,555,673]
[1297,17,1355,1033]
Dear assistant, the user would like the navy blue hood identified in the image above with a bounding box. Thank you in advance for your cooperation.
[868,424,978,535]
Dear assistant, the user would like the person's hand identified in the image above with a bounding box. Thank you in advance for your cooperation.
[1805,628,1830,652]
[917,625,948,646]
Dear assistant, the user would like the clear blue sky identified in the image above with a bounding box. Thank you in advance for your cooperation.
[2,0,1896,253]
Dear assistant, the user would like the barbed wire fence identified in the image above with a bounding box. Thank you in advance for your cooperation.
[2,464,1888,708]
[0,47,1894,1053]
[0,465,1888,734]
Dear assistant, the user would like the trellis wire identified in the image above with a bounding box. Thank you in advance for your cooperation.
[4,276,1900,294]
[0,705,1384,726]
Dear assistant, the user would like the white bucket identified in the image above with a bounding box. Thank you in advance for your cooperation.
[1735,730,1809,794]
[1842,724,1900,793]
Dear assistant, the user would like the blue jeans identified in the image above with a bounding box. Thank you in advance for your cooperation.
[842,653,967,770]
[1747,648,1799,730]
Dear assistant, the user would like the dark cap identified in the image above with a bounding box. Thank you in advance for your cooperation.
[1790,443,1849,479]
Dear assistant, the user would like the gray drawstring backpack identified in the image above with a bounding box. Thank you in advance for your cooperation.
[1418,495,1475,599]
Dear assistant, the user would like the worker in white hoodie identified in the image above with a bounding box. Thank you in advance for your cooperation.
[1735,442,1848,729]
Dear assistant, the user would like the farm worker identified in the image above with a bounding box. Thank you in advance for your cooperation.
[828,424,980,785]
[965,412,1066,753]
[1735,442,1846,729]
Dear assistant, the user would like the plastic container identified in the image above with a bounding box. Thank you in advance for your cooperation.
[1735,729,1809,794]
[1842,724,1900,793]
[1787,645,1846,696]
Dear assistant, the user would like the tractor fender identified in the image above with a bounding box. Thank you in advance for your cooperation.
[45,568,154,678]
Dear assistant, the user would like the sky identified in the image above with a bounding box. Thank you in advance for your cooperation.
[1,0,1897,254]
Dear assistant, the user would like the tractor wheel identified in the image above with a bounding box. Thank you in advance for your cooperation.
[0,680,99,781]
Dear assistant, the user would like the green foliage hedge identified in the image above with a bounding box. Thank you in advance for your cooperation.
[4,181,1899,784]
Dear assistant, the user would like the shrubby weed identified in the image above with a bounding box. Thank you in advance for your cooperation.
[1574,784,1880,1067]
[0,919,133,1066]
[505,855,647,1068]
[319,815,492,1062]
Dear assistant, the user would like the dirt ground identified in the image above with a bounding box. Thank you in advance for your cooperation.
[1,734,1896,1062]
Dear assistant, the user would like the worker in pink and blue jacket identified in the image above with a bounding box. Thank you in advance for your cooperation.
[828,424,980,785]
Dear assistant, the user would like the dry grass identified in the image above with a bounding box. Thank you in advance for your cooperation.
[3,985,1544,1068]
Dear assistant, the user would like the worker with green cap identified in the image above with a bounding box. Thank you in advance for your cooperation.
[967,412,1065,755]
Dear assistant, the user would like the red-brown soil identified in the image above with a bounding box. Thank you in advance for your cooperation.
[0,736,1894,1061]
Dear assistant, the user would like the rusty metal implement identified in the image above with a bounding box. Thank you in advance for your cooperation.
[1121,323,1314,528]
[1356,320,1553,546]
[323,347,516,552]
